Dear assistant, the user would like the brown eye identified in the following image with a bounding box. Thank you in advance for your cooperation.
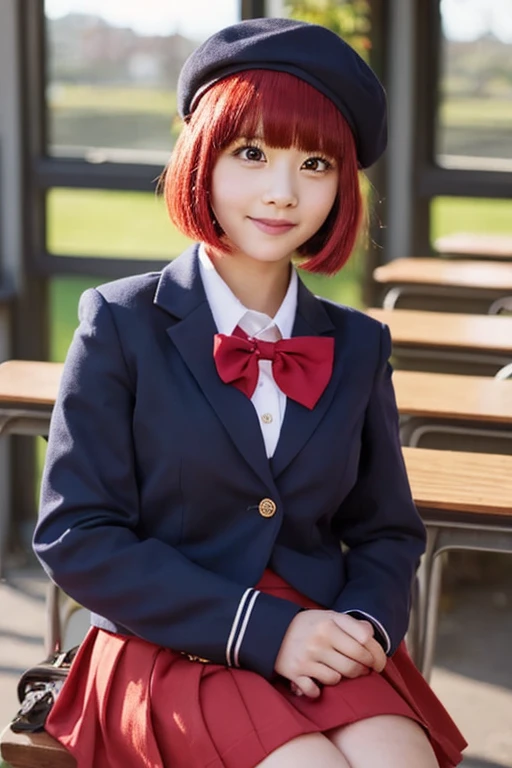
[236,145,265,162]
[302,156,332,172]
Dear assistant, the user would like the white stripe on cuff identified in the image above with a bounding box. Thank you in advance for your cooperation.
[226,589,254,667]
[343,609,392,654]
[233,589,260,668]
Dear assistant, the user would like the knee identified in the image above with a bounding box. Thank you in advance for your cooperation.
[327,714,432,753]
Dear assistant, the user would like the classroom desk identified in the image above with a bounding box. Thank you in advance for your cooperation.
[434,232,512,261]
[368,308,512,376]
[0,361,63,575]
[373,257,512,313]
[393,370,512,454]
[403,447,512,678]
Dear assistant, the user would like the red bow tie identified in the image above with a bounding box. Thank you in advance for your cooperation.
[213,328,334,410]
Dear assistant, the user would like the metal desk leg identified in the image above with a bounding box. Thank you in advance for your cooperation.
[408,528,438,667]
[420,550,444,681]
[0,416,13,578]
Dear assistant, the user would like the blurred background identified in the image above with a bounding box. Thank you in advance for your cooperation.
[0,1,511,765]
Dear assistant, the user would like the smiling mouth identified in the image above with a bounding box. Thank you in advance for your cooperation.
[249,217,297,234]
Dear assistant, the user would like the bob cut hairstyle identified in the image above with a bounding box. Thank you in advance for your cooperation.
[164,69,364,275]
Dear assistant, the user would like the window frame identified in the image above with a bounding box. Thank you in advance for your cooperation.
[22,0,260,280]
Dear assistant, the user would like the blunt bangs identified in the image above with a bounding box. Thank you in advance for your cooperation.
[201,70,352,160]
[165,69,363,275]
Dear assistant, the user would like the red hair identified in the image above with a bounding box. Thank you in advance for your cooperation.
[164,70,363,275]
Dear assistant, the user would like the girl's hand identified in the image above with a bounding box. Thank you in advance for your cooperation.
[275,610,387,699]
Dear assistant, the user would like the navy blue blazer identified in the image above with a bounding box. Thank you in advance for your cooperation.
[34,244,426,680]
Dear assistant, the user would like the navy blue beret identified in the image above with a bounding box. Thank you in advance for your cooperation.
[177,17,387,168]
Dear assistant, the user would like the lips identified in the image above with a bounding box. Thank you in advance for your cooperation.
[249,217,297,235]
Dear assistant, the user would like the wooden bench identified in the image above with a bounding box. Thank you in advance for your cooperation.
[368,308,512,376]
[0,726,75,768]
[403,447,512,680]
[393,370,512,453]
[373,257,512,313]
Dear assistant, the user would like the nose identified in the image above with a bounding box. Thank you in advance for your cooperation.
[261,162,298,208]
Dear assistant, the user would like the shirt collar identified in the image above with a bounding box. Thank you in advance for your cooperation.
[198,244,298,339]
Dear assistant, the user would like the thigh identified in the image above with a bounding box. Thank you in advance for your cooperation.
[326,715,439,768]
[255,732,351,768]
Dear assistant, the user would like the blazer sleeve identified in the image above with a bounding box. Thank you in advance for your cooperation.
[331,323,426,655]
[33,288,302,679]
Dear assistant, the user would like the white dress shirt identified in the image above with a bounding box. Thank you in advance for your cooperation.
[199,244,297,458]
[198,244,391,654]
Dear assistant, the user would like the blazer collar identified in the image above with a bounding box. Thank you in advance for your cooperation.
[154,245,341,484]
[154,244,335,334]
[154,243,206,319]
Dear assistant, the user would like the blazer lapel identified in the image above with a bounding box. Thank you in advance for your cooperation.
[154,246,275,489]
[270,278,343,479]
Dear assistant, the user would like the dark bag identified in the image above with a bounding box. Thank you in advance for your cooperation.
[11,646,79,733]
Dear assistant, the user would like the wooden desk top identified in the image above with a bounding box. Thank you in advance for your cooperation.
[403,447,512,516]
[393,370,512,424]
[373,257,512,290]
[434,233,512,259]
[0,360,63,406]
[368,308,512,354]
[1,364,510,519]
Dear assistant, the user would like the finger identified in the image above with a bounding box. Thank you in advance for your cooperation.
[295,675,322,698]
[319,649,371,679]
[364,638,387,672]
[327,624,376,668]
[330,613,375,646]
[330,614,387,671]
[304,661,346,687]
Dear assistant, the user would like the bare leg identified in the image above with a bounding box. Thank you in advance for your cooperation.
[255,732,351,768]
[327,715,439,768]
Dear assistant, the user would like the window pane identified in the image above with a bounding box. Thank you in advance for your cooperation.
[268,0,372,58]
[431,197,512,251]
[44,0,239,162]
[47,188,191,257]
[437,0,512,170]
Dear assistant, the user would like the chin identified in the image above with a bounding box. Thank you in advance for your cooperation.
[243,250,295,264]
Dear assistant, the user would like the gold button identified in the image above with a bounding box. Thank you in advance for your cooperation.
[258,498,277,518]
[261,412,273,424]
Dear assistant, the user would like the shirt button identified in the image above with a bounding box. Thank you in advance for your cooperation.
[258,498,277,518]
[261,413,273,424]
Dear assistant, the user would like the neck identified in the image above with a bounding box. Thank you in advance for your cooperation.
[206,249,292,317]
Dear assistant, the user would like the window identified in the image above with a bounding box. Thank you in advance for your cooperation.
[437,0,512,170]
[45,0,239,163]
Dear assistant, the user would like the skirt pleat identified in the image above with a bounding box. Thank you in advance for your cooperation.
[46,570,466,767]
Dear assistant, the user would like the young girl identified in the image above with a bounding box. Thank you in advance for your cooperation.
[34,17,466,768]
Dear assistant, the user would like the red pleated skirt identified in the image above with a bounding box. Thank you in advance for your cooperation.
[46,570,466,768]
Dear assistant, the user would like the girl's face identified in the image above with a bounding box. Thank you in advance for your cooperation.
[210,135,339,267]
